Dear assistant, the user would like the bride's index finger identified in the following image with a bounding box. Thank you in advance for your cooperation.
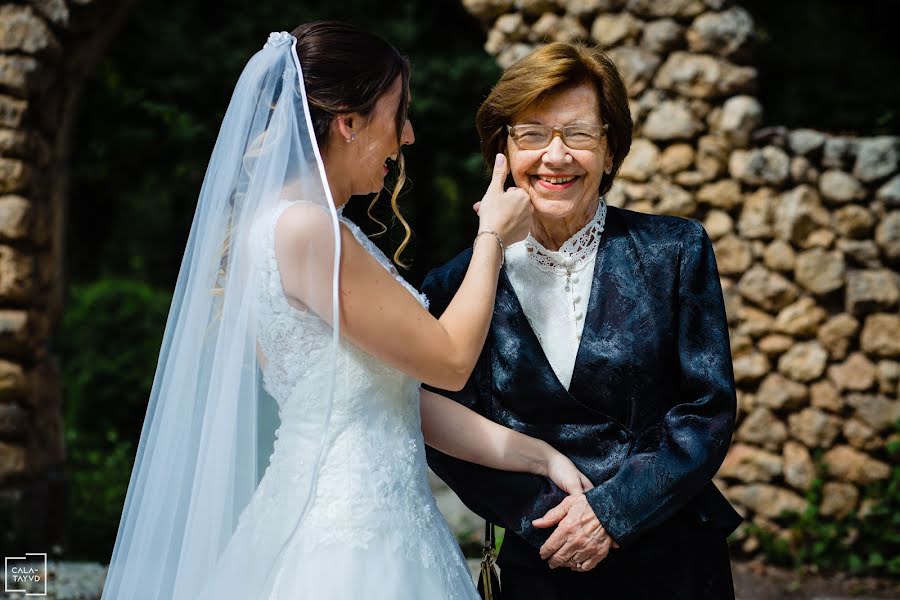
[488,153,508,193]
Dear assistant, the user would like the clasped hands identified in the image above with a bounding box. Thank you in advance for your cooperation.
[532,493,619,573]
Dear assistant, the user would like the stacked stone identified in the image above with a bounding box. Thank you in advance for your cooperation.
[0,0,133,550]
[463,0,899,553]
[0,2,65,529]
[716,132,899,549]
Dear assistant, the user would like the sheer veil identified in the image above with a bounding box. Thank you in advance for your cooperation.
[100,31,340,599]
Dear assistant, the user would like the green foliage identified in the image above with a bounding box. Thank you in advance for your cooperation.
[744,425,900,579]
[55,279,171,559]
[63,429,136,559]
[57,279,170,443]
[69,0,499,288]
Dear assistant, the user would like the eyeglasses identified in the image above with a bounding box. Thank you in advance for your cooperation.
[506,123,609,151]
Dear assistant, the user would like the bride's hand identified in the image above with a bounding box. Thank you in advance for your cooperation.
[545,450,593,495]
[473,154,532,246]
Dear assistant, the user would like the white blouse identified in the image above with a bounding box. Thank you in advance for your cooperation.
[503,200,607,390]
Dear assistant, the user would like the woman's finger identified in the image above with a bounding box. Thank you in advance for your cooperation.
[487,154,508,194]
[578,556,600,571]
[547,540,577,569]
[532,499,568,528]
[568,551,588,569]
[538,527,569,560]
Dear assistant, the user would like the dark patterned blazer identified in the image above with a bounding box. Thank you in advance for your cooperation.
[421,205,742,569]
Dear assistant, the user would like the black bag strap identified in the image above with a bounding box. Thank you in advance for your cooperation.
[483,519,496,554]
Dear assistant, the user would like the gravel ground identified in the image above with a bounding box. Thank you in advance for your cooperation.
[469,559,900,600]
[467,560,900,600]
[731,560,900,600]
[2,559,896,599]
[1,561,106,599]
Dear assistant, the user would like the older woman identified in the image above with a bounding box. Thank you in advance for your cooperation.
[420,42,742,599]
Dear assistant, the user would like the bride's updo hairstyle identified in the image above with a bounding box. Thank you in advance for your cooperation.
[291,21,413,265]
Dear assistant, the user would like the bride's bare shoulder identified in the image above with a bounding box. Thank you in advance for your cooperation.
[274,201,353,246]
[275,200,330,237]
[273,201,363,267]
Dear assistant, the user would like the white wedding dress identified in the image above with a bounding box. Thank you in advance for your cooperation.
[198,200,479,600]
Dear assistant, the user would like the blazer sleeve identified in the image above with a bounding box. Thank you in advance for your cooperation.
[585,220,737,548]
[420,259,567,548]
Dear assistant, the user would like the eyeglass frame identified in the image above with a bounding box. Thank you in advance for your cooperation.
[505,122,609,151]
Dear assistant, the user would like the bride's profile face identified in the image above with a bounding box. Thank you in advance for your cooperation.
[351,76,415,195]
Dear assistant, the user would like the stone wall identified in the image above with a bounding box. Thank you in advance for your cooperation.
[462,0,900,551]
[0,0,134,551]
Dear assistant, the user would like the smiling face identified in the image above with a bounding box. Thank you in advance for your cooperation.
[506,82,612,236]
[350,76,415,196]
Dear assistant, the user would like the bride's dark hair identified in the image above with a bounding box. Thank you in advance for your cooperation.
[291,21,412,266]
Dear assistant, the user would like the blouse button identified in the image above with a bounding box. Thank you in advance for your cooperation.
[573,295,582,304]
[575,312,583,320]
[570,275,579,284]
[563,256,574,267]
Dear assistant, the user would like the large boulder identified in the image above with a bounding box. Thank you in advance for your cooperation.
[686,6,754,59]
[822,446,891,484]
[654,51,756,99]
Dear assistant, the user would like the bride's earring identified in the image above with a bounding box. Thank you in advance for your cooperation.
[346,133,356,142]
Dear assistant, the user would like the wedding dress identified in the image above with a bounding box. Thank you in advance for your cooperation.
[101,31,478,600]
[195,201,480,599]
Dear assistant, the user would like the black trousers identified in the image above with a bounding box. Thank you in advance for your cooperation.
[499,510,735,600]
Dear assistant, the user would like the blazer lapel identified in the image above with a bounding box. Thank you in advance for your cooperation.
[568,208,630,427]
[491,268,570,407]
[492,249,621,424]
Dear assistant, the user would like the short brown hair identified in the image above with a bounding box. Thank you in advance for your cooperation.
[476,42,633,196]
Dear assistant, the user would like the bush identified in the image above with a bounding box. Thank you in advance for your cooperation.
[55,278,171,560]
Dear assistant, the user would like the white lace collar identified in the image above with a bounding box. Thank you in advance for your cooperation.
[524,199,607,276]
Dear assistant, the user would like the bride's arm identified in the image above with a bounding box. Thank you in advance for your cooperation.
[420,388,592,495]
[277,156,531,392]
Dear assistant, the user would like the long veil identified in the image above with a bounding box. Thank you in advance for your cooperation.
[100,31,340,599]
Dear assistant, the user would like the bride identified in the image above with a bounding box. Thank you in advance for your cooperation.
[100,22,591,600]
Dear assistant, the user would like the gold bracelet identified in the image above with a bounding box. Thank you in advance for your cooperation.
[474,229,504,267]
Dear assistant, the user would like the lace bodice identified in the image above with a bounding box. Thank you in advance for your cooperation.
[254,201,428,404]
[244,200,474,599]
